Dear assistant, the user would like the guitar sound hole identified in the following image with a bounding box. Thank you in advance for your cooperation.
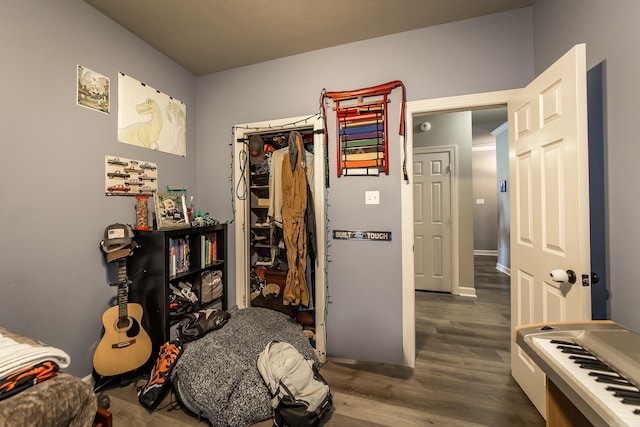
[116,317,131,330]
[115,317,141,338]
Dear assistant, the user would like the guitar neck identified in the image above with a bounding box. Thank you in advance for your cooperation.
[117,259,129,320]
[117,258,128,284]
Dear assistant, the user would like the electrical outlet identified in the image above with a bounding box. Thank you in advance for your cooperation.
[365,191,380,205]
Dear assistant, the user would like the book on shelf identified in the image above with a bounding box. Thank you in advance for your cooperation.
[201,233,217,267]
[169,236,190,276]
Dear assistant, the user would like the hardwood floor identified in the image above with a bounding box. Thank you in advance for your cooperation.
[104,255,544,426]
[320,255,543,426]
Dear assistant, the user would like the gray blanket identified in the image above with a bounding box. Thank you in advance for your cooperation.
[0,327,97,427]
[171,307,318,426]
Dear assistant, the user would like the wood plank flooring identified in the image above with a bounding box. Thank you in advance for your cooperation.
[104,255,544,426]
[319,255,543,426]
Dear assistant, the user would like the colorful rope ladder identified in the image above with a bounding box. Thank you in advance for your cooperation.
[322,80,406,178]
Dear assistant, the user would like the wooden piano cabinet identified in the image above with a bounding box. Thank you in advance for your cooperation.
[547,379,593,427]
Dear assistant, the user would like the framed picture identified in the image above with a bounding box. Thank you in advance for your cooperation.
[154,192,189,230]
[76,65,110,114]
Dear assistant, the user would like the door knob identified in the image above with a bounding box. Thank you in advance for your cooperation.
[550,269,577,284]
[591,272,600,284]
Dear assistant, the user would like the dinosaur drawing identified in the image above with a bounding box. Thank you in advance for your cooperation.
[118,98,163,149]
[165,101,186,155]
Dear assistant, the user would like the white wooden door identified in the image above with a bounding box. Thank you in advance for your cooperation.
[510,44,591,418]
[413,150,452,292]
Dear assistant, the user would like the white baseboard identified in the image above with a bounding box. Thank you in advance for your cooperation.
[474,250,498,256]
[457,286,477,298]
[495,263,511,276]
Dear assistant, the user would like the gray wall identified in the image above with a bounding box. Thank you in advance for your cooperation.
[11,0,636,373]
[414,112,475,289]
[0,0,197,376]
[472,148,498,252]
[0,1,536,374]
[195,11,534,364]
[532,0,640,331]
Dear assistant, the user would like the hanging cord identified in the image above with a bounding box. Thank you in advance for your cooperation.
[399,82,409,182]
[235,145,248,201]
[319,89,331,188]
[234,114,320,135]
[153,388,192,416]
[154,388,182,412]
[231,127,247,225]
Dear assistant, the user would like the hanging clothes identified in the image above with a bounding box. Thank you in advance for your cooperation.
[305,177,317,269]
[282,131,309,306]
[269,146,314,227]
[297,176,317,312]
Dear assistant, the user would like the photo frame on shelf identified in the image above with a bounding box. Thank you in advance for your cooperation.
[154,192,189,230]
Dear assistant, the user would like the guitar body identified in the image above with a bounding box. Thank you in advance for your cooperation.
[94,251,152,377]
[93,302,152,377]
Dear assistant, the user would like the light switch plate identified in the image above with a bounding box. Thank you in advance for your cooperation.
[365,191,380,205]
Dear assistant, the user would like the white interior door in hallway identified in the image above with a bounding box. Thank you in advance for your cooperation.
[414,148,453,292]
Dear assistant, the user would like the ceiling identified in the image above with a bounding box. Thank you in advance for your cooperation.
[471,107,508,145]
[420,107,507,146]
[84,0,534,76]
[84,0,516,143]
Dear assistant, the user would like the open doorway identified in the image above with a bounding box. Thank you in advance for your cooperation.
[412,106,508,296]
[399,89,518,368]
[402,62,606,372]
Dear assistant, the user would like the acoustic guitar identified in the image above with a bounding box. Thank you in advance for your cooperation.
[93,259,152,377]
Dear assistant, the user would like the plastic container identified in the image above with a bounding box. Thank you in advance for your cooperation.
[135,195,149,230]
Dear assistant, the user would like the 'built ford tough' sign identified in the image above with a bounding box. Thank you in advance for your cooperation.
[332,230,392,241]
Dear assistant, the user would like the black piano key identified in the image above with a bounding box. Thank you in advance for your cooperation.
[621,396,640,406]
[569,356,615,372]
[595,376,632,386]
[558,345,592,356]
[568,355,606,364]
[607,386,640,395]
[569,354,597,360]
[579,363,615,373]
[613,390,640,399]
[551,339,580,347]
[589,372,627,382]
[573,357,608,364]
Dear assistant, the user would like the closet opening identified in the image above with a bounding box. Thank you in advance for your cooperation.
[233,115,327,362]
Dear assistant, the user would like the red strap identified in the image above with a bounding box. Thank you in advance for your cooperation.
[323,80,405,136]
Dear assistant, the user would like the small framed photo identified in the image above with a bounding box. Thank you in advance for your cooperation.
[76,65,110,113]
[154,192,189,230]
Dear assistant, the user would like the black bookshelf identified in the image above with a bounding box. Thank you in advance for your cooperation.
[128,224,227,367]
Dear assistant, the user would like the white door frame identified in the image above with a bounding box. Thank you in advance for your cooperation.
[401,89,520,368]
[232,114,327,362]
[414,146,458,294]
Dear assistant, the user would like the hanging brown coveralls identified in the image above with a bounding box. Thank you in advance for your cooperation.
[281,131,309,306]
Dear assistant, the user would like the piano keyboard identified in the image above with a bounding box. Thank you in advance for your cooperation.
[532,335,640,426]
